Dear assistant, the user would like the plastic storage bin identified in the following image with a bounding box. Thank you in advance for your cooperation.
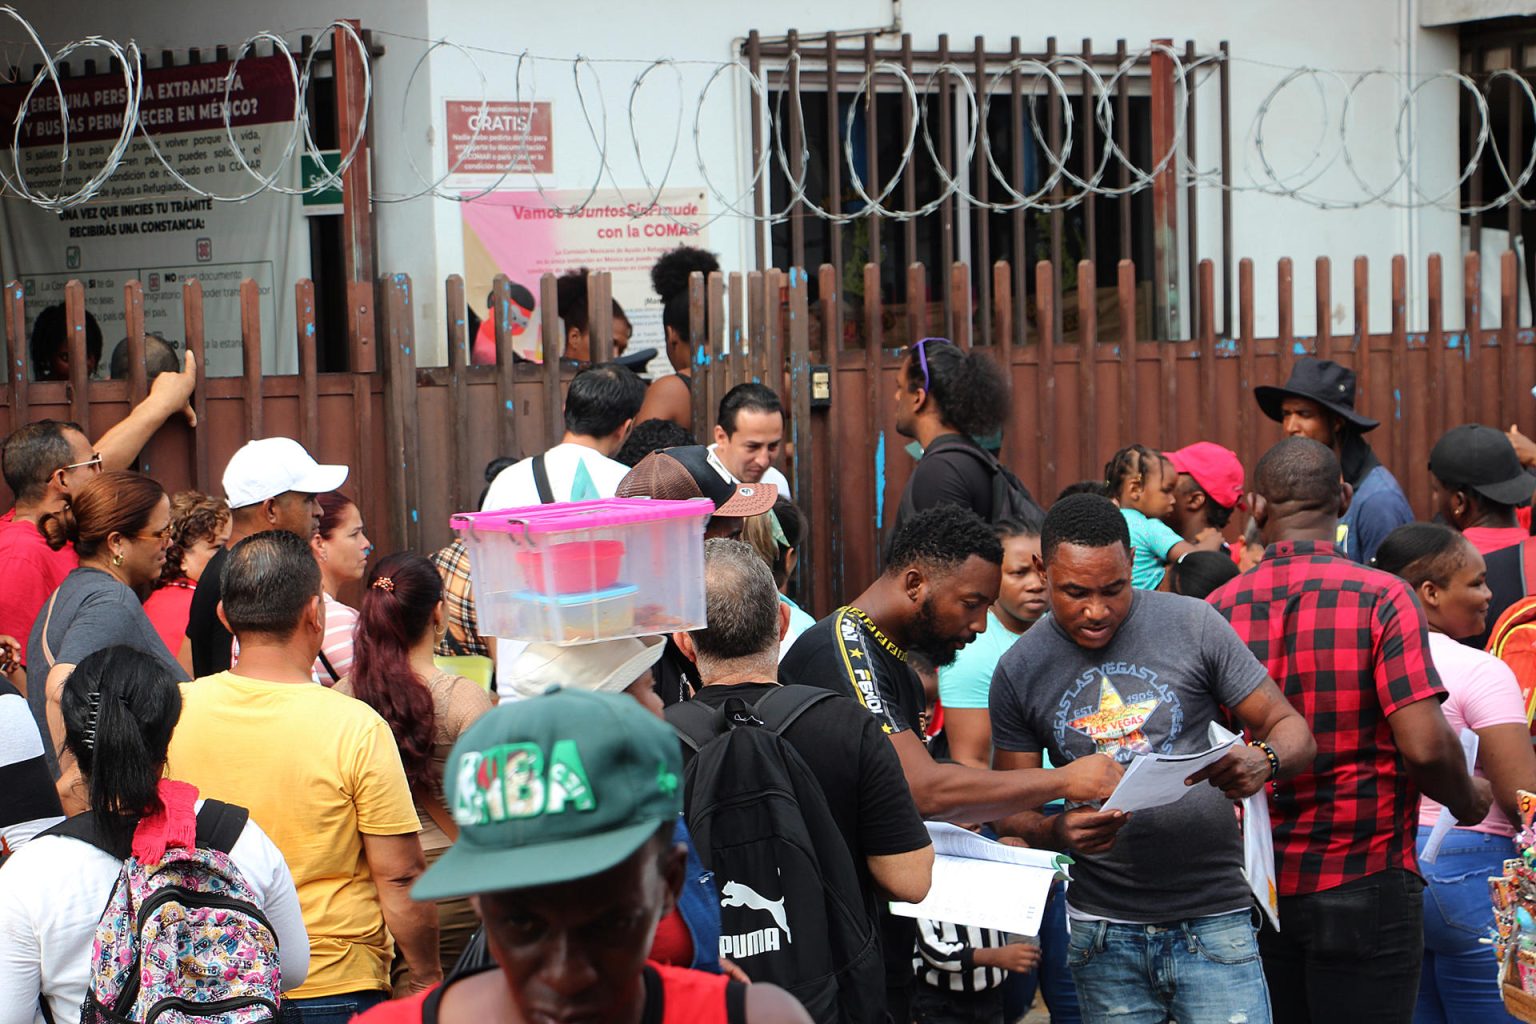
[450,497,713,645]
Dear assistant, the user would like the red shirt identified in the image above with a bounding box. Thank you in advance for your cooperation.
[648,909,695,967]
[353,962,739,1024]
[0,509,77,661]
[1462,525,1529,557]
[1208,540,1446,896]
[143,578,196,660]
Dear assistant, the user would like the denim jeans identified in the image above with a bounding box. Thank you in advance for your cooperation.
[1261,868,1425,1024]
[1004,879,1081,1024]
[1067,909,1271,1024]
[1414,826,1520,1024]
[278,990,388,1024]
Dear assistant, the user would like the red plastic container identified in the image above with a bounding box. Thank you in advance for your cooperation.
[515,540,626,595]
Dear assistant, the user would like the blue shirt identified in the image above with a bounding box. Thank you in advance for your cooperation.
[1339,464,1414,565]
[1122,508,1184,590]
[938,611,1056,768]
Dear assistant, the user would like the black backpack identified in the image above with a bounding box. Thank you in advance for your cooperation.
[896,436,1043,529]
[667,686,885,1024]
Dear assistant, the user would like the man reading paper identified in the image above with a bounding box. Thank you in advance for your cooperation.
[988,494,1315,1024]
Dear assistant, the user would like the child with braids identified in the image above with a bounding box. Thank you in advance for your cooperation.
[1105,445,1216,590]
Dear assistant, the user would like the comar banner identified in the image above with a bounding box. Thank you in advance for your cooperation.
[461,188,709,362]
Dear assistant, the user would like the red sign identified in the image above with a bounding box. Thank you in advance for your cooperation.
[0,56,299,148]
[444,100,552,175]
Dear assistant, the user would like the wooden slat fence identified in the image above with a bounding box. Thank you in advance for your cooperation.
[0,254,1530,622]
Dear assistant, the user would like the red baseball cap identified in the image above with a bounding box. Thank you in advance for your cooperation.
[1166,442,1245,509]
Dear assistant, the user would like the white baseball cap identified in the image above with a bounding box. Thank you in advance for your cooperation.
[222,437,349,509]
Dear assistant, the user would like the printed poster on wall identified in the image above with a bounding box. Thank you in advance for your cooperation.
[460,188,709,363]
[0,56,310,377]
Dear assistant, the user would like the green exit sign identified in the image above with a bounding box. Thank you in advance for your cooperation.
[301,150,343,215]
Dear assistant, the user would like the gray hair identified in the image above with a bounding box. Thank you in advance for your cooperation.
[221,530,322,637]
[692,538,781,662]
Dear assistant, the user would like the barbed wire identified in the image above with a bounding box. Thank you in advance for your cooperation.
[2,9,1534,224]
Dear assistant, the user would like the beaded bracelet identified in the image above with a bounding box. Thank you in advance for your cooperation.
[1250,739,1280,779]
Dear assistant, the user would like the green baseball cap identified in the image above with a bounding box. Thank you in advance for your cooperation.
[413,688,683,901]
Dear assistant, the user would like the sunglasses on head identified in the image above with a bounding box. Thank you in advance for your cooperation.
[910,337,954,393]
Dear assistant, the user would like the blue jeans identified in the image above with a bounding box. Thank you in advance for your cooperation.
[1067,910,1271,1024]
[1414,826,1519,1024]
[1004,879,1080,1024]
[279,990,388,1024]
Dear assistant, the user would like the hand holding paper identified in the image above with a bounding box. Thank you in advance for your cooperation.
[1100,736,1239,813]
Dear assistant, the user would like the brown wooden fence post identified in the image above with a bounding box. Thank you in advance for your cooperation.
[818,263,844,610]
[1237,259,1257,473]
[707,272,726,433]
[766,269,785,400]
[181,279,209,492]
[1501,248,1520,430]
[1353,256,1370,412]
[1117,260,1138,454]
[1390,255,1407,481]
[1277,257,1295,380]
[787,267,813,603]
[864,262,885,552]
[123,280,148,411]
[65,279,89,435]
[491,275,520,460]
[239,279,263,441]
[1077,260,1097,483]
[1198,259,1216,445]
[1426,253,1444,445]
[589,270,614,365]
[950,263,972,349]
[4,281,27,425]
[540,273,564,450]
[688,271,709,435]
[380,274,422,552]
[1463,251,1480,427]
[1036,260,1058,499]
[748,270,767,384]
[445,274,472,514]
[1315,256,1332,361]
[295,279,319,455]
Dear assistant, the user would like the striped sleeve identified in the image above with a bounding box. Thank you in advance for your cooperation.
[913,918,1006,992]
[0,684,62,856]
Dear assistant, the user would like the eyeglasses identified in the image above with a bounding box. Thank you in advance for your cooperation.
[134,525,173,543]
[910,337,953,393]
[61,452,102,475]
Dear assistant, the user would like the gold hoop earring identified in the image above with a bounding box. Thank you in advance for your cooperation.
[111,552,123,568]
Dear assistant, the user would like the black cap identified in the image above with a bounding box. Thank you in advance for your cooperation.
[1429,424,1536,506]
[1254,357,1379,432]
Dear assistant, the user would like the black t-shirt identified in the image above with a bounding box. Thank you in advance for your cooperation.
[777,608,930,991]
[779,607,926,736]
[683,681,930,916]
[187,546,233,677]
[893,433,994,537]
[1468,539,1531,650]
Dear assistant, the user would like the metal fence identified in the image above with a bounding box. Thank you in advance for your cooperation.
[2,250,1531,621]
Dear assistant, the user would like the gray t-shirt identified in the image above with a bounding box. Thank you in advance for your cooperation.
[26,567,189,775]
[989,590,1267,923]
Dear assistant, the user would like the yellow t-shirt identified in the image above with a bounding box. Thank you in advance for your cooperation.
[164,671,421,999]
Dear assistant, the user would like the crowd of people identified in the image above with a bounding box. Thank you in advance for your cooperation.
[1,246,1535,1024]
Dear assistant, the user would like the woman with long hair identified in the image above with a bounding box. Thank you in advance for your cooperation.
[309,491,371,684]
[1374,523,1536,1024]
[0,646,307,1024]
[26,471,188,791]
[142,490,231,671]
[335,552,492,975]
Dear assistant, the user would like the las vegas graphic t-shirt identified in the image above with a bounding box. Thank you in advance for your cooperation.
[989,590,1268,923]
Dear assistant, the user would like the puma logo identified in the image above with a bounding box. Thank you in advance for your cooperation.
[720,880,792,943]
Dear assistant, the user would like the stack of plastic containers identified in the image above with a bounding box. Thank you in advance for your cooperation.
[449,497,714,644]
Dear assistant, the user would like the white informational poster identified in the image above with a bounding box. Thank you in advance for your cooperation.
[460,187,710,362]
[0,56,310,377]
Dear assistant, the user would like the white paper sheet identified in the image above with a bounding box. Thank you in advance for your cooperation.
[888,822,1069,937]
[1209,723,1281,931]
[1419,729,1480,865]
[1099,736,1240,813]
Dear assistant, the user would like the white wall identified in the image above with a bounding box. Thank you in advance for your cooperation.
[8,0,1484,359]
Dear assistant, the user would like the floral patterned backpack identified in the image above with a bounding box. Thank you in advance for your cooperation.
[48,799,282,1023]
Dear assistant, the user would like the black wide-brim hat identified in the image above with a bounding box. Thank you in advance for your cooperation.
[1254,357,1379,432]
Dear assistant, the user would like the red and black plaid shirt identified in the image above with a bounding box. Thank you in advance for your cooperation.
[1208,540,1445,896]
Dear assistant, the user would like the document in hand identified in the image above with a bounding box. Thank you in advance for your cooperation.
[1208,722,1280,931]
[1419,728,1480,866]
[888,822,1071,937]
[1099,735,1239,813]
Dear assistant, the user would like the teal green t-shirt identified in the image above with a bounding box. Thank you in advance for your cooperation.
[1122,508,1184,590]
[938,611,1055,768]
